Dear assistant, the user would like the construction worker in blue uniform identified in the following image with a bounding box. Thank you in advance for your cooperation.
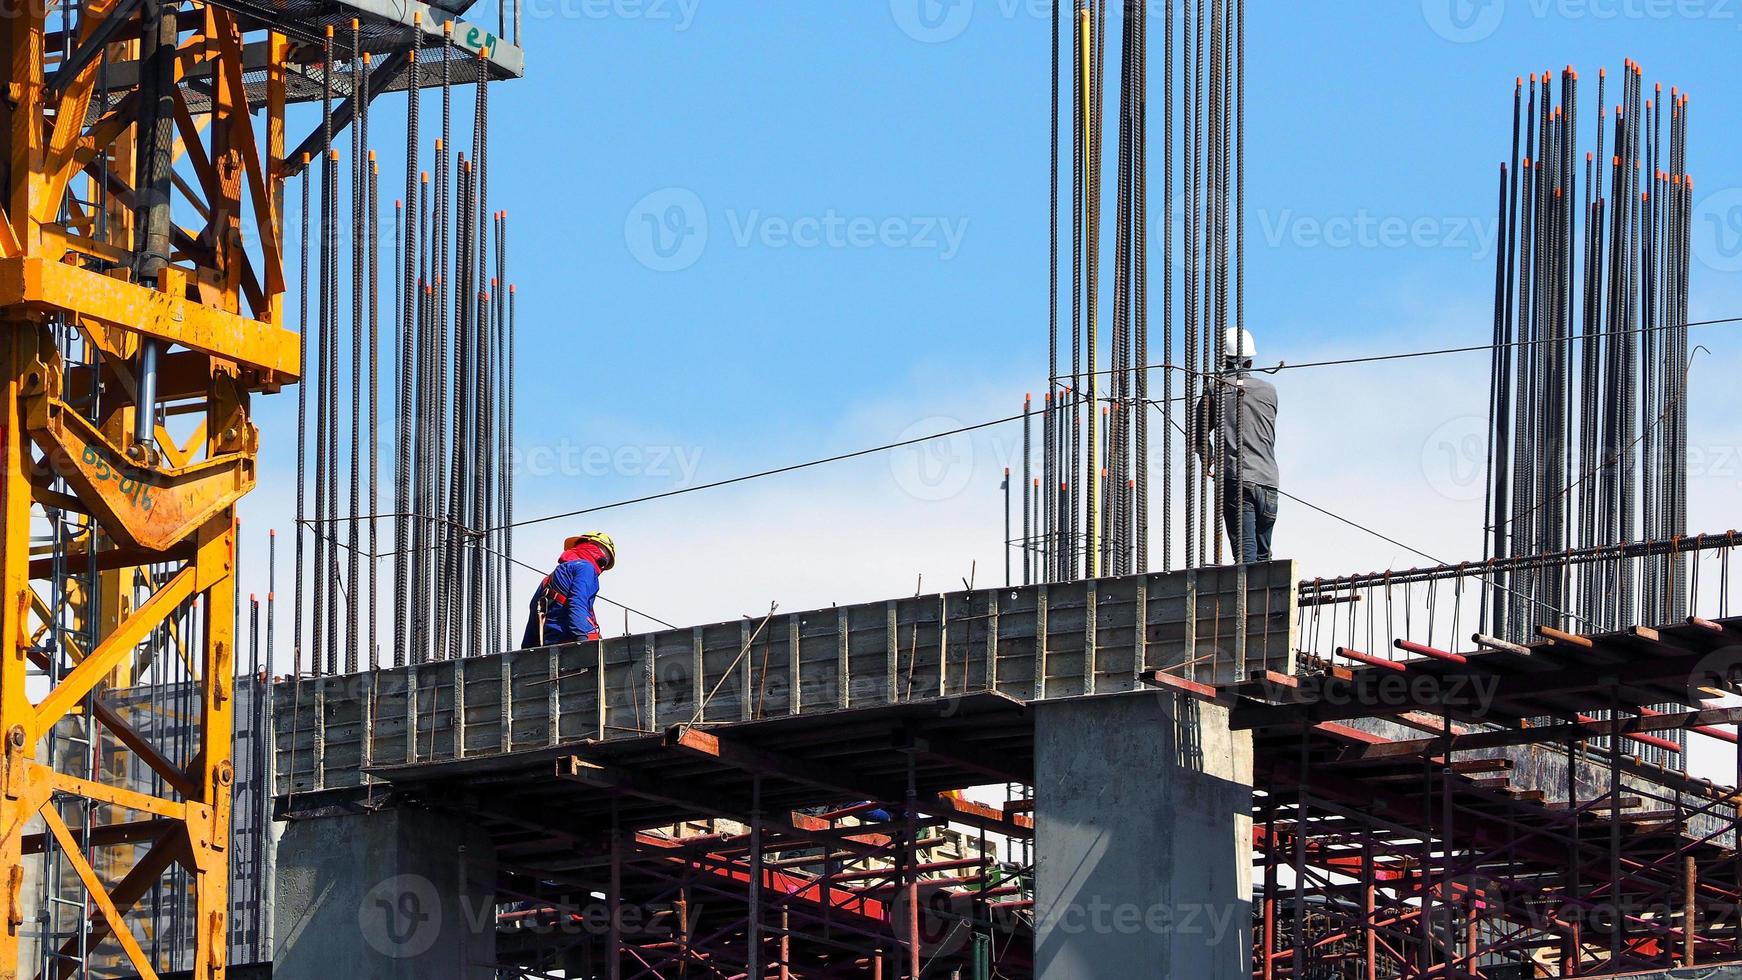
[521,532,616,647]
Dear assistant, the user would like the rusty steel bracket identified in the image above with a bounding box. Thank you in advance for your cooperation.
[23,389,254,552]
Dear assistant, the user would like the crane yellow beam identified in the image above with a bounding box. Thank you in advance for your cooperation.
[0,0,287,973]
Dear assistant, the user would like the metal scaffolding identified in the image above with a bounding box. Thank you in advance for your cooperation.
[0,0,519,971]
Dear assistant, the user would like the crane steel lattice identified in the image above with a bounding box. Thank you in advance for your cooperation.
[0,0,297,975]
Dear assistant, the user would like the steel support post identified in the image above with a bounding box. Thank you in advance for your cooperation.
[750,776,763,979]
[906,754,921,980]
[1262,800,1276,980]
[1363,821,1377,980]
[1611,687,1625,964]
[1685,855,1698,967]
[609,803,623,980]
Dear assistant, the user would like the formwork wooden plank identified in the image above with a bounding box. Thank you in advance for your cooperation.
[277,561,1298,793]
[1034,585,1048,701]
[788,616,801,716]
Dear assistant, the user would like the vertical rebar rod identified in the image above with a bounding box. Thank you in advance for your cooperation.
[414,173,432,663]
[368,151,381,671]
[1184,0,1200,569]
[1083,1,1102,580]
[445,153,472,658]
[1070,0,1084,580]
[1133,0,1150,574]
[495,213,509,632]
[1023,395,1033,585]
[508,281,517,621]
[1161,0,1174,574]
[1003,468,1012,588]
[1108,0,1133,576]
[1206,0,1224,565]
[474,56,491,654]
[295,159,311,678]
[313,27,334,675]
[396,28,421,667]
[1047,0,1059,582]
[346,27,364,675]
[434,23,455,657]
[1232,0,1245,565]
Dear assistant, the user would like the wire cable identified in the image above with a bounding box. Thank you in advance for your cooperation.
[317,312,1741,544]
[1115,313,1742,384]
[490,400,1089,534]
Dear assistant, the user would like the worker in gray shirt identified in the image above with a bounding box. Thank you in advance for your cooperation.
[1195,328,1280,564]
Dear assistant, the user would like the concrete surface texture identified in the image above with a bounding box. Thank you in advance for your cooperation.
[274,807,498,980]
[1034,690,1255,979]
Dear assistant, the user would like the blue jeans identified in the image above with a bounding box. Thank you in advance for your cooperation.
[1224,484,1278,564]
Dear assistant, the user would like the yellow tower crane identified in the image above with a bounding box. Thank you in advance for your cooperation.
[0,2,298,976]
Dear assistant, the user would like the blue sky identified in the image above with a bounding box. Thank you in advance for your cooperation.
[241,0,1742,642]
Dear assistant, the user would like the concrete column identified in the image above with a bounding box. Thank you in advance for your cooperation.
[1034,691,1253,979]
[274,807,497,980]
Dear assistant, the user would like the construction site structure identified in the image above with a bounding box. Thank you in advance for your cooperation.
[0,0,520,972]
[271,540,1742,978]
[2,0,1735,975]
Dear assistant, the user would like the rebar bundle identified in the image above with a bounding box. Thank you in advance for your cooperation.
[295,33,517,675]
[1482,64,1694,645]
[1481,65,1694,767]
[1027,0,1241,585]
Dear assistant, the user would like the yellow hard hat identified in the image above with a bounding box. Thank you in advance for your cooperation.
[565,532,616,571]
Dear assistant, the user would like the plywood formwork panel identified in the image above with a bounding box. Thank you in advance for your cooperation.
[277,560,1297,795]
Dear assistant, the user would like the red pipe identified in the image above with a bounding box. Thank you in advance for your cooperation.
[1334,646,1407,672]
[1392,638,1468,665]
[1574,713,1683,754]
[1639,705,1739,745]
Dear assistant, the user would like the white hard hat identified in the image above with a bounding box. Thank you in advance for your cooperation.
[1222,328,1257,365]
